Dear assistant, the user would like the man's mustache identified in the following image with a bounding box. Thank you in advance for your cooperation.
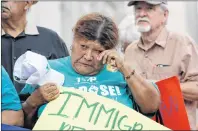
[136,17,150,23]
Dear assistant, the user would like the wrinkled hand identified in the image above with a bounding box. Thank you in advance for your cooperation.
[28,83,60,107]
[38,83,60,102]
[98,49,124,71]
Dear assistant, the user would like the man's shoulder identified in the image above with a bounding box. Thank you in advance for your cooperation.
[168,30,186,39]
[168,30,197,46]
[125,40,140,52]
[129,40,139,47]
[48,56,69,66]
[36,26,59,36]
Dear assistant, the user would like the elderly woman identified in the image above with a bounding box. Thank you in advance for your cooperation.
[22,13,160,127]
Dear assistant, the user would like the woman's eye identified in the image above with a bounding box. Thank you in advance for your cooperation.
[81,45,88,49]
[95,50,103,54]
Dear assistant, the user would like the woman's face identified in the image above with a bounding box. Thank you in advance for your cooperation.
[71,37,106,76]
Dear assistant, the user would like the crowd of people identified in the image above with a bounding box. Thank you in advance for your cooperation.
[1,0,198,130]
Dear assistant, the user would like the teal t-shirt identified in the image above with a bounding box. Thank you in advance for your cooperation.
[21,56,157,117]
[1,66,22,111]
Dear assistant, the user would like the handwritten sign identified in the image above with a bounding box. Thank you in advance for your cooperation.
[152,76,190,130]
[33,88,170,130]
[160,96,179,117]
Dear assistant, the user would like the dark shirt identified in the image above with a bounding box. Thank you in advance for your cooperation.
[2,26,69,93]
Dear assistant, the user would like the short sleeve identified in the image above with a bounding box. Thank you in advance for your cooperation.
[1,66,22,111]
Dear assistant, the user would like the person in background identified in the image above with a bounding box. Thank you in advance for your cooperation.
[1,66,24,127]
[125,0,198,129]
[1,0,69,93]
[118,15,140,53]
[18,13,160,129]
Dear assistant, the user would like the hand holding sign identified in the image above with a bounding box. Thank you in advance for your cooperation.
[33,87,170,130]
[27,83,60,107]
[38,83,60,102]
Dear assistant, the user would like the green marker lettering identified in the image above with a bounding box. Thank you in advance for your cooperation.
[74,98,99,122]
[94,104,116,128]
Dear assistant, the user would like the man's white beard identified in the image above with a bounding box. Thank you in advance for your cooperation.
[136,24,151,33]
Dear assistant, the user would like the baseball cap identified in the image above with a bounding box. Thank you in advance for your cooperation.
[33,0,38,4]
[13,51,64,86]
[128,0,167,6]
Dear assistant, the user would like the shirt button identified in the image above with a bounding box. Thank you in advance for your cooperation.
[145,54,148,58]
[13,56,17,60]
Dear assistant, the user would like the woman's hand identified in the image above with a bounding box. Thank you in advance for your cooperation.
[22,83,60,128]
[27,83,60,108]
[98,49,124,71]
[38,83,60,102]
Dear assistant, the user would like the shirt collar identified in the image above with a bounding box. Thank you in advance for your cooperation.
[155,27,169,48]
[1,21,39,36]
[137,27,169,50]
[2,29,5,36]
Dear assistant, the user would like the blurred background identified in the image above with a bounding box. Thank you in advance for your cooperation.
[28,1,198,54]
